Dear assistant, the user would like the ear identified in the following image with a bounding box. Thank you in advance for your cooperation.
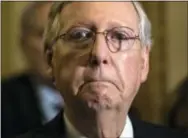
[140,46,150,83]
[45,49,54,82]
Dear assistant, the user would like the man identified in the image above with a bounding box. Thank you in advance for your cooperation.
[16,1,187,138]
[2,2,63,138]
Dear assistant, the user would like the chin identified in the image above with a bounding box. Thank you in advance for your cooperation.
[76,84,123,111]
[87,101,112,111]
[85,96,123,112]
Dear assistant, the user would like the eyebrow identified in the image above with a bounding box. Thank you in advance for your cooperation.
[70,21,96,30]
[59,20,96,34]
[105,20,135,32]
[60,19,135,34]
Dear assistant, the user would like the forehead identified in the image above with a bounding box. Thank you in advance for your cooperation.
[59,2,139,31]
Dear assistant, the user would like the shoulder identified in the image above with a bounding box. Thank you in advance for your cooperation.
[131,117,188,138]
[2,73,31,89]
[1,73,41,138]
[1,73,36,104]
[14,111,66,138]
[1,73,36,101]
[14,129,60,138]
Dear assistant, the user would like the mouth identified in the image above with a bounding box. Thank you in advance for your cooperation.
[79,80,119,93]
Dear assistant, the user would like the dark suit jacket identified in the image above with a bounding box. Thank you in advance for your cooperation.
[15,110,188,138]
[2,74,43,138]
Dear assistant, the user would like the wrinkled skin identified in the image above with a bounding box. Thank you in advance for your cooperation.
[48,2,150,138]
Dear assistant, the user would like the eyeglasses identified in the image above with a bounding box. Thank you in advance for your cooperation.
[53,26,140,53]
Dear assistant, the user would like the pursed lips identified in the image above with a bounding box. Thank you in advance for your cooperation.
[85,80,111,87]
[79,79,120,92]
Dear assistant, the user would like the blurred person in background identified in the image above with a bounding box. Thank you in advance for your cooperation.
[2,2,63,138]
[168,77,188,134]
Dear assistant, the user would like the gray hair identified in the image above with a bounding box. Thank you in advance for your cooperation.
[132,2,152,47]
[44,1,152,55]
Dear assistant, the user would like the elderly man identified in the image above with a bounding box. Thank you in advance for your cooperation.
[17,1,187,138]
[2,2,63,138]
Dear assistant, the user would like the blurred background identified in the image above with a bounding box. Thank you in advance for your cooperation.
[1,1,188,126]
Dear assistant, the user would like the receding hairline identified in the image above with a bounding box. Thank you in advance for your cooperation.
[49,1,140,21]
[61,2,139,26]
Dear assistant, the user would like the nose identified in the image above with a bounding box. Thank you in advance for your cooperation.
[88,34,110,67]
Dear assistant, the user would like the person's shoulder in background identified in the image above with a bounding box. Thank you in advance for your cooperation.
[13,111,65,138]
[2,73,33,90]
[2,73,42,138]
[131,116,188,138]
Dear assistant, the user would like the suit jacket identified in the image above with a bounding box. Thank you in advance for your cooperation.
[2,74,43,138]
[15,110,188,138]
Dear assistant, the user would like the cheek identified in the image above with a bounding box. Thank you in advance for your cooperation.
[53,55,76,94]
[117,52,142,99]
[126,60,141,90]
[52,47,89,96]
[71,67,86,95]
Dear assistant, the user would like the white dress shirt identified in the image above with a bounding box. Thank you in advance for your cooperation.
[37,84,63,124]
[64,114,134,138]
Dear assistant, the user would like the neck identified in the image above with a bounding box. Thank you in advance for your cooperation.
[64,104,127,138]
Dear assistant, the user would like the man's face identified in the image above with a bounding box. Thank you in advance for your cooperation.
[23,3,52,78]
[51,2,150,112]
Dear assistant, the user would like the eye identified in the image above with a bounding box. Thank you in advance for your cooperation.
[65,27,93,42]
[108,30,129,42]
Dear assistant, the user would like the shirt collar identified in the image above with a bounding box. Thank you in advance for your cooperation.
[37,84,63,124]
[64,114,134,138]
